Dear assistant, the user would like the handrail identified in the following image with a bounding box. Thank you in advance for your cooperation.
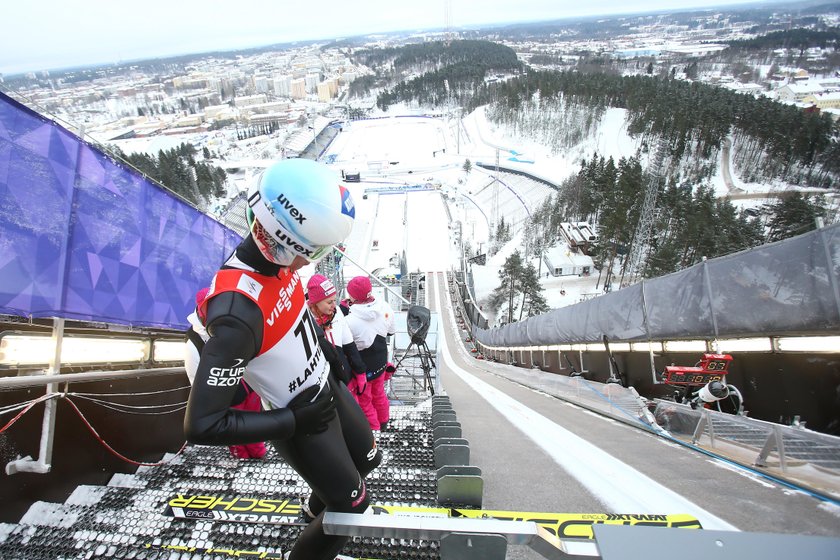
[334,246,410,306]
[0,366,185,390]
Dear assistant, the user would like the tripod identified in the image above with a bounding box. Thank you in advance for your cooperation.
[393,337,437,397]
[388,304,436,400]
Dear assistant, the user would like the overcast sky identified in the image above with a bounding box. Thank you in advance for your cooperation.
[2,0,769,76]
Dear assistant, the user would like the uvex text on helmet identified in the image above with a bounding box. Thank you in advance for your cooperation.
[246,159,355,265]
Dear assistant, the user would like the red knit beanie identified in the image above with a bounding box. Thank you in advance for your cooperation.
[347,276,374,303]
[307,274,336,304]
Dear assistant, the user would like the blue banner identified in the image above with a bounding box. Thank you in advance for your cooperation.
[0,92,242,330]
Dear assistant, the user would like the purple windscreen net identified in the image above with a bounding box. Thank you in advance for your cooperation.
[0,92,242,330]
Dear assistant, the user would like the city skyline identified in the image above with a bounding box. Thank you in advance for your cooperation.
[1,0,772,76]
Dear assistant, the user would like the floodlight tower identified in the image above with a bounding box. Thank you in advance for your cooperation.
[491,148,500,239]
[624,137,668,285]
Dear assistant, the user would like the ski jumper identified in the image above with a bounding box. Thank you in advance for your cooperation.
[345,299,396,430]
[184,239,381,560]
[186,289,265,460]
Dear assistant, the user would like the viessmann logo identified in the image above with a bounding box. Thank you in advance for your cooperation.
[208,358,245,386]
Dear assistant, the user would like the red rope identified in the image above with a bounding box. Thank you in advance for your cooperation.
[63,396,187,467]
[0,393,54,434]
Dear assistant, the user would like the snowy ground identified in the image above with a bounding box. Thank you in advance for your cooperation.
[321,116,460,274]
[185,100,832,322]
[297,108,630,319]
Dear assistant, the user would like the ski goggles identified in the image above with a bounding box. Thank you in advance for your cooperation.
[246,207,334,266]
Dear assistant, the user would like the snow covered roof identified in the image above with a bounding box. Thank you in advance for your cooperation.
[544,245,594,267]
[808,92,840,102]
[724,82,763,92]
[779,82,826,94]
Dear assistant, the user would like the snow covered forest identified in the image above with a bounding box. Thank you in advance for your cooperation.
[362,37,836,290]
[476,71,838,189]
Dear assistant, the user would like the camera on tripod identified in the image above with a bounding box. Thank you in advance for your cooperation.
[407,305,431,345]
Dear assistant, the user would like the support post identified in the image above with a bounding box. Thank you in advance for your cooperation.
[6,317,64,475]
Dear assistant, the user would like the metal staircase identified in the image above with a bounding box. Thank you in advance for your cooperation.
[0,401,448,560]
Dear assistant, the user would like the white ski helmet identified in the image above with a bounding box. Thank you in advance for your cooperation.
[246,158,355,266]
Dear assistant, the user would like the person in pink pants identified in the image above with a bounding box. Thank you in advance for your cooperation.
[344,276,396,431]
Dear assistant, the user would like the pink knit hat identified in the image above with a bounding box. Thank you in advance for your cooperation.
[347,276,374,303]
[307,274,336,304]
[195,287,210,321]
[195,287,210,306]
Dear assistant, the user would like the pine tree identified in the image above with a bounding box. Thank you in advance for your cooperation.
[494,216,512,245]
[487,250,524,325]
[519,261,549,320]
[764,192,827,242]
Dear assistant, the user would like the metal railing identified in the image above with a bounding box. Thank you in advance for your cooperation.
[652,400,840,475]
[0,366,184,391]
[0,317,187,475]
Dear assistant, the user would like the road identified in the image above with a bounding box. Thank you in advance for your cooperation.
[720,138,740,195]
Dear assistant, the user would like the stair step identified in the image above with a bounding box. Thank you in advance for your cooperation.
[2,399,447,559]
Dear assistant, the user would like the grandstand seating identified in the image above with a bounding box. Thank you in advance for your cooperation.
[470,169,556,228]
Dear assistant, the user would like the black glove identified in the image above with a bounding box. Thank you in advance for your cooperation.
[353,372,368,395]
[288,385,336,436]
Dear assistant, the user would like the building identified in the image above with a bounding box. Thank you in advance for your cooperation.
[234,94,268,107]
[317,81,333,102]
[204,104,232,119]
[724,82,765,96]
[248,112,293,126]
[172,76,208,90]
[251,101,290,114]
[254,75,270,94]
[172,114,204,128]
[316,77,340,102]
[273,75,292,97]
[776,82,826,103]
[304,73,321,94]
[543,244,594,277]
[817,77,840,89]
[560,222,598,254]
[290,79,306,100]
[802,92,840,110]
